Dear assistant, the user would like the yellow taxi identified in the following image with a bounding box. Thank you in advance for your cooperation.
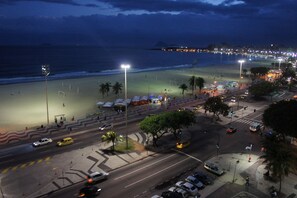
[56,137,74,147]
[176,141,190,149]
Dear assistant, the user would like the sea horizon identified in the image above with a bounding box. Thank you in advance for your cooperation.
[0,45,266,85]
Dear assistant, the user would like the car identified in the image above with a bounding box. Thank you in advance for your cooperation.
[78,185,101,197]
[87,171,109,184]
[151,195,163,198]
[32,138,52,147]
[193,171,212,185]
[176,141,190,149]
[175,181,199,196]
[99,123,113,131]
[244,90,249,95]
[185,176,204,190]
[204,161,224,176]
[249,122,262,132]
[230,96,236,103]
[56,137,73,147]
[168,186,189,198]
[226,127,237,134]
[293,95,297,100]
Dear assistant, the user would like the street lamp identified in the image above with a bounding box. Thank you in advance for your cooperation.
[42,64,50,126]
[121,64,130,149]
[278,58,282,70]
[238,59,245,79]
[232,160,240,183]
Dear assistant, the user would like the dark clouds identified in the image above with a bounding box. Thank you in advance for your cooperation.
[0,0,296,47]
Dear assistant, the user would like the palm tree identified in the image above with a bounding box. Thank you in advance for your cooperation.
[179,83,188,98]
[112,82,123,97]
[195,77,205,93]
[188,76,196,94]
[99,83,106,98]
[260,136,296,193]
[104,82,111,96]
[101,131,120,151]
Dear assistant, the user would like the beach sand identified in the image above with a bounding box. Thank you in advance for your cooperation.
[0,60,268,133]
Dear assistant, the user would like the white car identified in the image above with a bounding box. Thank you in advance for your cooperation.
[32,138,53,147]
[168,186,190,198]
[230,96,236,103]
[249,122,262,132]
[185,176,204,190]
[204,161,224,176]
[175,181,199,196]
[99,123,113,131]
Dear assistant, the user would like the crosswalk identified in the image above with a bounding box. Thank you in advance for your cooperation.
[235,118,262,126]
[1,156,51,174]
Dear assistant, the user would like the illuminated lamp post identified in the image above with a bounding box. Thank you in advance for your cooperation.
[238,60,245,90]
[42,64,50,126]
[278,58,282,70]
[121,64,130,149]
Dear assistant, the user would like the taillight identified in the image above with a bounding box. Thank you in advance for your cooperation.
[87,178,93,183]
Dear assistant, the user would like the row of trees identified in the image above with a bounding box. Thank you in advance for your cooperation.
[261,99,297,192]
[178,76,205,97]
[99,82,123,98]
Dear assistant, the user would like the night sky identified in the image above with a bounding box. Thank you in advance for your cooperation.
[0,0,296,47]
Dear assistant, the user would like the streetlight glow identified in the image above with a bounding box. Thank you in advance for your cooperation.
[41,64,50,126]
[121,64,130,149]
[238,59,245,79]
[278,58,282,70]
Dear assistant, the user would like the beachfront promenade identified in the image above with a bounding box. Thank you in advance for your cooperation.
[1,94,297,198]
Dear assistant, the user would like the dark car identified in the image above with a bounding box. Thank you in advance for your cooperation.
[161,191,183,198]
[226,127,237,134]
[193,171,213,185]
[78,186,101,197]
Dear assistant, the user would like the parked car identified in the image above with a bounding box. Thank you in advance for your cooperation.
[204,161,224,176]
[175,181,199,196]
[193,171,212,185]
[244,90,249,95]
[176,141,190,149]
[226,127,237,134]
[87,171,109,184]
[32,138,52,147]
[56,137,73,147]
[185,176,204,190]
[78,185,101,197]
[168,186,189,198]
[161,190,183,198]
[99,123,113,131]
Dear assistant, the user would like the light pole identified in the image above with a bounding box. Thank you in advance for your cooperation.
[42,64,50,126]
[238,59,245,79]
[278,58,282,70]
[121,64,130,149]
[232,160,240,183]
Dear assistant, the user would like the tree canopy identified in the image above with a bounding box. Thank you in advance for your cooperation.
[139,111,196,146]
[250,67,270,76]
[249,80,276,98]
[203,96,230,120]
[262,100,297,138]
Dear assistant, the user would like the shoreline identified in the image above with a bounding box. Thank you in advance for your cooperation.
[0,60,271,133]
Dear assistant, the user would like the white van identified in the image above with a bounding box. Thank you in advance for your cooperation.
[249,122,262,132]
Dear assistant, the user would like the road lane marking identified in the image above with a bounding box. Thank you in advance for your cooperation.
[172,149,203,162]
[28,161,35,166]
[12,166,18,171]
[114,154,176,180]
[45,157,51,161]
[1,168,9,174]
[125,158,189,188]
[37,159,43,163]
[20,164,27,168]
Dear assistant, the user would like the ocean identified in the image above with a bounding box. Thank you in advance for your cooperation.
[0,46,249,85]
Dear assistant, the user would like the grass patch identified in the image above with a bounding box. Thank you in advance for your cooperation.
[114,138,135,152]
